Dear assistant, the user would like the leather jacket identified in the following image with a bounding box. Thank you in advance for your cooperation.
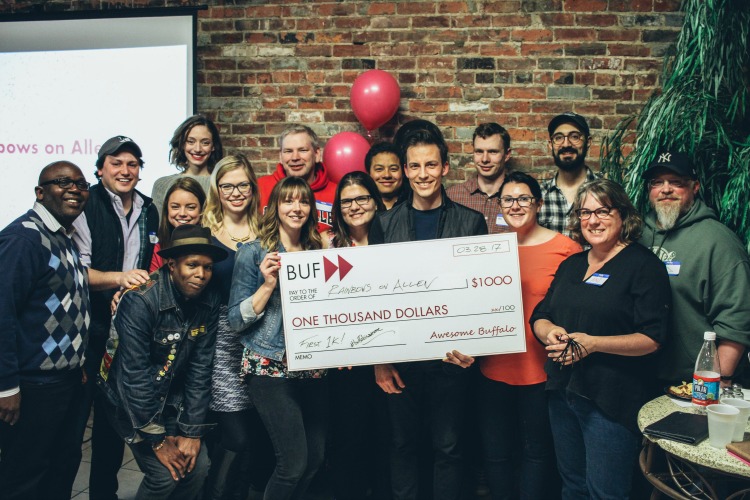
[369,186,489,244]
[98,266,220,443]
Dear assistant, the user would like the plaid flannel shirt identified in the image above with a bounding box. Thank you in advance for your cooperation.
[537,166,598,237]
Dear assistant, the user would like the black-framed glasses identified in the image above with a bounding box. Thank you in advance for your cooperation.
[340,195,373,209]
[647,178,689,190]
[499,195,535,208]
[218,182,252,195]
[551,132,585,146]
[575,207,616,220]
[39,178,90,191]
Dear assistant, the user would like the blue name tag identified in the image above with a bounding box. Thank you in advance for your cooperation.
[496,214,508,226]
[665,261,681,276]
[585,273,609,286]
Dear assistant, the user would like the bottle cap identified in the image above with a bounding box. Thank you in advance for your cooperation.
[703,331,716,340]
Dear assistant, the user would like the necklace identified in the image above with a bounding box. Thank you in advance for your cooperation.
[226,227,252,243]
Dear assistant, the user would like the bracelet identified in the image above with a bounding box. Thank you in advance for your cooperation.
[720,374,734,381]
[151,437,167,452]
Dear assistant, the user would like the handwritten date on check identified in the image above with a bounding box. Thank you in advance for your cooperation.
[279,234,526,371]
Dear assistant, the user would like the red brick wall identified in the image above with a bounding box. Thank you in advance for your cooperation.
[1,0,683,181]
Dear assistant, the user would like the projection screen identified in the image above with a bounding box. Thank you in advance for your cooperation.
[0,10,198,227]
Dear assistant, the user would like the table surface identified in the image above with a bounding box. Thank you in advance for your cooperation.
[638,395,750,479]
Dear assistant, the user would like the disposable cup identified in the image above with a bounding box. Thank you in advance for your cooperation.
[706,404,740,448]
[720,398,750,442]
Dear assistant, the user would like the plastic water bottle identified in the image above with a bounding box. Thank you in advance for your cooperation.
[692,331,721,407]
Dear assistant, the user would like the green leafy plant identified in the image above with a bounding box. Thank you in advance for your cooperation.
[600,0,750,249]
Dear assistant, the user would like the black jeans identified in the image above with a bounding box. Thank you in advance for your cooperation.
[478,378,558,500]
[70,334,125,500]
[385,361,467,500]
[248,375,329,500]
[0,373,83,500]
[328,365,392,500]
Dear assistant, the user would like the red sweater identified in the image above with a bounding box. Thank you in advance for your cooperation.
[257,163,337,233]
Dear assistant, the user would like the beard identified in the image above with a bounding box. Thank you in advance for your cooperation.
[654,201,683,230]
[553,145,588,172]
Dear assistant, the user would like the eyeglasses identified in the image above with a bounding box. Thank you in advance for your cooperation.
[551,132,585,146]
[575,207,616,220]
[648,178,689,190]
[340,195,373,209]
[499,195,535,208]
[39,178,91,191]
[218,182,252,195]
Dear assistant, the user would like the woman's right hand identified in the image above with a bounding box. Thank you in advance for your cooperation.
[260,252,281,288]
[545,325,570,346]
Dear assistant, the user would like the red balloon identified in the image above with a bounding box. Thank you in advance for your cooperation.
[323,132,370,183]
[350,69,401,131]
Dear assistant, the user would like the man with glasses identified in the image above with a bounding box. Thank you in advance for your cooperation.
[447,122,513,233]
[0,161,91,500]
[258,124,337,232]
[639,150,750,388]
[538,112,598,236]
[71,136,160,500]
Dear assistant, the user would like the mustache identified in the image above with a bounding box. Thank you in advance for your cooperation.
[557,147,578,155]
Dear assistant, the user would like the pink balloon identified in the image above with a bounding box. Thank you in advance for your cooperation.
[323,132,370,183]
[350,69,401,131]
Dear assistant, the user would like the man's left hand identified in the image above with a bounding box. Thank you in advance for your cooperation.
[174,436,201,473]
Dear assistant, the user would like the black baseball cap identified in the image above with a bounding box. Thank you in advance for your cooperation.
[642,150,697,180]
[98,136,143,163]
[548,112,590,136]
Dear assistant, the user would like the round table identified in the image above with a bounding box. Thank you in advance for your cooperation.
[638,395,750,499]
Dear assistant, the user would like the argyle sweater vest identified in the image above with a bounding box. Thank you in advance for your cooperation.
[0,210,91,390]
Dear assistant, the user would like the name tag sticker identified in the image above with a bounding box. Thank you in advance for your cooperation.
[585,273,609,286]
[496,214,508,226]
[149,232,158,244]
[665,261,681,276]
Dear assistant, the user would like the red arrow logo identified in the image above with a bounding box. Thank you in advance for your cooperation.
[323,255,354,282]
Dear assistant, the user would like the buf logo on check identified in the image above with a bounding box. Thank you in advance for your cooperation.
[286,261,322,281]
[323,255,353,282]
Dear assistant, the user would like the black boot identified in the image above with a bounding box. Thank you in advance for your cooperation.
[205,447,238,500]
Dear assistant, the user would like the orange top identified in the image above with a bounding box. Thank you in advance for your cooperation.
[480,233,582,385]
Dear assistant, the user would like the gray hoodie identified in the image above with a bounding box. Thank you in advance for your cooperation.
[639,199,750,382]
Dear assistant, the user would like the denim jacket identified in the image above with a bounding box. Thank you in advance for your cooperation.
[98,266,220,443]
[228,239,286,361]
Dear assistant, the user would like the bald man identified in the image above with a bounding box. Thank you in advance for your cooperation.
[0,161,91,500]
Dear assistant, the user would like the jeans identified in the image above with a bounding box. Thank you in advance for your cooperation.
[248,375,329,500]
[0,373,83,500]
[129,440,209,500]
[328,365,392,500]
[548,390,640,500]
[478,378,558,500]
[71,335,125,500]
[386,360,467,500]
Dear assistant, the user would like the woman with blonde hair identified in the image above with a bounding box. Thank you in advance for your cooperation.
[202,154,262,500]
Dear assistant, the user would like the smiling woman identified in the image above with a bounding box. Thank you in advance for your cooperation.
[150,177,206,273]
[478,171,581,499]
[227,177,325,500]
[531,179,671,499]
[151,115,224,217]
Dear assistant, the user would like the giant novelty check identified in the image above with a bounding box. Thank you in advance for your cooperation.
[280,233,526,371]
